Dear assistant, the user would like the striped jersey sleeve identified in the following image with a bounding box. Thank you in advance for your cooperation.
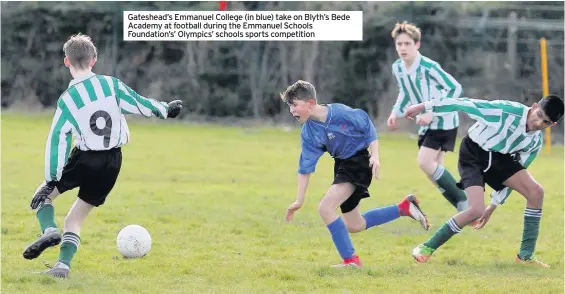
[391,62,411,116]
[112,77,169,119]
[44,99,78,182]
[428,64,463,99]
[425,97,508,126]
[425,98,533,152]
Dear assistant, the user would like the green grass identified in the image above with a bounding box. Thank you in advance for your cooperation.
[2,112,563,294]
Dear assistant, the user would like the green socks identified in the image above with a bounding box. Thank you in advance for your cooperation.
[432,165,468,211]
[59,232,81,267]
[422,208,542,260]
[432,181,457,208]
[36,199,57,233]
[36,199,82,268]
[424,217,462,250]
[519,208,542,260]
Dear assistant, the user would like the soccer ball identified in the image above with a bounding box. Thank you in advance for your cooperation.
[116,224,152,258]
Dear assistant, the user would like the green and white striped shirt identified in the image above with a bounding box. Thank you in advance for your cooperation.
[392,53,463,135]
[424,97,543,204]
[45,72,170,182]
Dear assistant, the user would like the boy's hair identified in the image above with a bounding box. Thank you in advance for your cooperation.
[63,33,98,70]
[539,94,564,123]
[391,21,421,43]
[280,80,317,105]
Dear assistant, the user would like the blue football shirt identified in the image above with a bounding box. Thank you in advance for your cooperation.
[298,103,378,174]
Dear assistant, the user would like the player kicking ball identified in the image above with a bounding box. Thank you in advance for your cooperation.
[281,80,430,268]
[405,95,564,267]
[23,33,183,278]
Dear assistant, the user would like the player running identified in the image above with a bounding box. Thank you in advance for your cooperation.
[387,21,468,213]
[282,80,429,268]
[23,34,183,278]
[405,94,564,267]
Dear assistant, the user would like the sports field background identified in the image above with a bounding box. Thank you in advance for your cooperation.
[2,113,563,294]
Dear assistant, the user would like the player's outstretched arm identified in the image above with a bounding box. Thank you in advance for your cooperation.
[286,137,323,221]
[285,173,311,222]
[113,78,182,119]
[425,98,498,124]
[406,98,504,126]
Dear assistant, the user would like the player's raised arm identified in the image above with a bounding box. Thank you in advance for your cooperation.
[44,100,75,183]
[113,78,182,119]
[429,64,463,99]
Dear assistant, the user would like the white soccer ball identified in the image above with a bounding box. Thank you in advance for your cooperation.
[116,224,152,258]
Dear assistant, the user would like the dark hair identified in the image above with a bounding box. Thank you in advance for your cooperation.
[280,80,317,105]
[539,94,564,123]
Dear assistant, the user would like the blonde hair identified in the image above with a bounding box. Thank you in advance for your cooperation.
[63,33,98,70]
[280,80,317,105]
[391,21,421,43]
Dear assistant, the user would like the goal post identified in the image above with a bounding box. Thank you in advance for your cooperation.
[540,37,551,155]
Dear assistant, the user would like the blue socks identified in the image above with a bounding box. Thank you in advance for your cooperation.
[362,205,400,229]
[327,218,355,259]
[326,206,402,260]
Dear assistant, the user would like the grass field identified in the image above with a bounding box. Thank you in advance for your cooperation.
[1,112,563,294]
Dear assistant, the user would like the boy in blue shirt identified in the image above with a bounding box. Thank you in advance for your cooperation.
[282,80,430,268]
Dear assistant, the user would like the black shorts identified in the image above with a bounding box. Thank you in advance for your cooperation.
[332,149,373,214]
[55,147,122,207]
[418,128,458,152]
[457,136,524,191]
